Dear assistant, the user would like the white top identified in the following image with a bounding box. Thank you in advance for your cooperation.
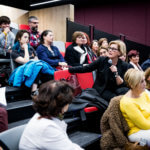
[19,113,84,150]
[129,62,143,71]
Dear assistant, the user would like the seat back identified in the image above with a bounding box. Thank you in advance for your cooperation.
[65,42,72,49]
[76,72,94,89]
[54,70,94,90]
[54,70,72,80]
[60,52,65,57]
[19,24,30,30]
[0,124,26,150]
[10,53,18,72]
[53,41,65,52]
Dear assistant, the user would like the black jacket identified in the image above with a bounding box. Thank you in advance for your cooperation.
[69,57,133,95]
[65,43,88,66]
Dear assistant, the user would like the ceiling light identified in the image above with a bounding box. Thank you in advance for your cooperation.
[30,0,62,7]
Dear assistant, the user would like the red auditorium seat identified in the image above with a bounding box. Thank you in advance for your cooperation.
[60,52,65,57]
[54,70,71,80]
[54,70,98,113]
[76,72,94,90]
[65,42,72,49]
[19,24,30,30]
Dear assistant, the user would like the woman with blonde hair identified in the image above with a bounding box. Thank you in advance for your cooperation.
[116,40,127,62]
[120,68,150,147]
[68,40,132,102]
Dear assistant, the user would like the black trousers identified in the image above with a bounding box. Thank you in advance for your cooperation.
[34,72,53,84]
[101,87,129,102]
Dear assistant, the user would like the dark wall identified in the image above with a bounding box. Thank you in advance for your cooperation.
[75,2,150,46]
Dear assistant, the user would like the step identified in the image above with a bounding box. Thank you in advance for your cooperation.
[6,86,31,102]
[69,131,101,148]
[6,99,35,123]
[8,118,30,129]
[8,116,81,130]
[65,117,81,132]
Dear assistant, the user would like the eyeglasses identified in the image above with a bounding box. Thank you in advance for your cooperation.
[108,47,119,51]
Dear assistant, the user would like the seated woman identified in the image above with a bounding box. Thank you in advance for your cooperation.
[82,32,96,63]
[120,68,150,147]
[9,30,54,97]
[36,30,67,70]
[117,40,127,62]
[65,31,88,66]
[128,49,142,70]
[19,80,84,150]
[98,38,108,48]
[90,40,99,60]
[97,46,108,57]
[68,40,132,102]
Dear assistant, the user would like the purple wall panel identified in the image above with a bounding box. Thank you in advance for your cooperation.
[146,3,150,46]
[75,2,150,46]
[113,3,146,45]
[74,8,85,24]
[84,6,113,34]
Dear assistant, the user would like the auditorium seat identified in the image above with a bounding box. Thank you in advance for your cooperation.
[54,69,71,80]
[53,41,65,52]
[60,51,65,57]
[54,70,98,114]
[0,124,26,150]
[65,42,72,49]
[19,24,30,30]
[76,72,94,90]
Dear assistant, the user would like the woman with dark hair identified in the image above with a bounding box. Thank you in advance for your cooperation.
[36,30,67,70]
[90,40,99,60]
[82,32,96,63]
[128,49,142,70]
[65,31,88,66]
[97,46,108,57]
[9,30,54,97]
[11,30,37,65]
[19,80,84,150]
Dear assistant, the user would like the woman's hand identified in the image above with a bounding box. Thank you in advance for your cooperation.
[22,43,28,50]
[110,65,117,73]
[58,62,68,70]
[58,62,68,67]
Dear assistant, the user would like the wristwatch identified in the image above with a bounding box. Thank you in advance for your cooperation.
[114,71,119,78]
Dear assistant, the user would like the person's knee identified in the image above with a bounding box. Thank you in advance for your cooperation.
[0,107,8,132]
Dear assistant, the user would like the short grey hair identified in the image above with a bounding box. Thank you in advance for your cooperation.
[28,16,38,22]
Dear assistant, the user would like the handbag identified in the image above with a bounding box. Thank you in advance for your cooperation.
[125,142,149,150]
[61,74,82,96]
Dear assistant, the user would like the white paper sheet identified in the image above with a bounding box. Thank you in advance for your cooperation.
[0,87,7,106]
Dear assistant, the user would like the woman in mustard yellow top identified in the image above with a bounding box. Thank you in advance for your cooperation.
[120,68,150,146]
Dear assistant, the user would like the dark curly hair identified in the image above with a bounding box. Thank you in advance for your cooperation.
[33,80,74,119]
[0,16,10,25]
[40,30,52,44]
[15,30,30,43]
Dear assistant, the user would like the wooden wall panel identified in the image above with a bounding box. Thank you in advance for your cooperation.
[0,5,29,25]
[29,4,74,42]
